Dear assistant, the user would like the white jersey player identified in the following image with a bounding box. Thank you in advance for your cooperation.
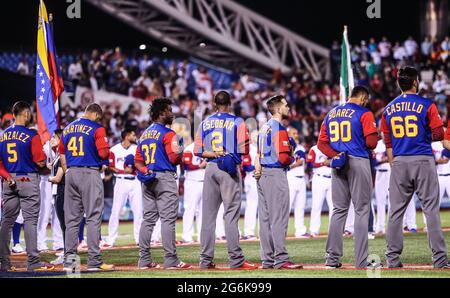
[287,127,308,238]
[307,145,333,237]
[373,139,390,234]
[37,140,63,251]
[432,141,450,204]
[181,142,206,243]
[107,129,143,246]
[242,131,258,240]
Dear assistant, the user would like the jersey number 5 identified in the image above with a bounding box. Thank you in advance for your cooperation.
[68,136,85,157]
[142,143,156,164]
[390,115,418,138]
[329,121,352,142]
[7,143,18,162]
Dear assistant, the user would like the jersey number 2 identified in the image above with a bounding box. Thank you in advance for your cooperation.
[329,121,352,142]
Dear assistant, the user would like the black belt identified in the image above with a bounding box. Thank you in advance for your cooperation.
[116,176,136,180]
[439,174,450,177]
[377,169,389,172]
[317,174,331,178]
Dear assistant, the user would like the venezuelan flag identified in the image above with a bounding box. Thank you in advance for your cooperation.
[36,0,64,144]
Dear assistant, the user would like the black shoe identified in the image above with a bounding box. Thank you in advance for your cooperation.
[435,262,450,269]
[388,262,403,269]
[199,262,216,269]
[325,263,342,269]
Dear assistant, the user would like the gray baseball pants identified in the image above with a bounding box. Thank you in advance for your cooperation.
[64,167,104,268]
[200,162,245,268]
[386,155,448,268]
[257,167,291,268]
[326,155,372,269]
[138,171,181,268]
[0,173,43,271]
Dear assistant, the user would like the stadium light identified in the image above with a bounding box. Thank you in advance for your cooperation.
[139,44,147,50]
[199,42,206,48]
[162,47,168,53]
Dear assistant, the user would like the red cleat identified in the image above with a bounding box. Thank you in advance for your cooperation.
[280,262,303,269]
[234,260,257,270]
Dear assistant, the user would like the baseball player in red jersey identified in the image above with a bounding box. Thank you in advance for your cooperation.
[0,101,54,271]
[381,66,449,269]
[135,97,191,269]
[254,95,303,269]
[318,86,378,269]
[59,103,114,271]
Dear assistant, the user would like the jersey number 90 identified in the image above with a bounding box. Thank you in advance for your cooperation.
[329,121,352,142]
[390,115,418,138]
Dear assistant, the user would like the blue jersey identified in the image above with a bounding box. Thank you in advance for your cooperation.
[319,103,377,158]
[194,112,249,163]
[0,124,44,174]
[258,119,292,168]
[137,123,180,172]
[381,94,443,157]
[61,118,107,168]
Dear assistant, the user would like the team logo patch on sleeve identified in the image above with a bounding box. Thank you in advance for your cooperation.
[282,141,289,146]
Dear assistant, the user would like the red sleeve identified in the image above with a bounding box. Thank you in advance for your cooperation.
[163,131,182,165]
[432,126,444,141]
[274,130,293,165]
[317,140,339,159]
[361,111,378,137]
[94,127,110,160]
[380,114,392,149]
[242,154,252,166]
[134,147,147,174]
[183,151,200,171]
[306,149,316,163]
[193,128,203,157]
[445,122,450,141]
[427,104,444,130]
[109,151,115,167]
[365,133,378,149]
[58,139,65,155]
[318,122,329,143]
[237,122,250,155]
[0,158,11,180]
[31,135,46,164]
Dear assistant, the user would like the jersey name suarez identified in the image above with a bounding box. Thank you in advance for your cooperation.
[195,112,248,163]
[381,94,442,157]
[0,125,38,174]
[321,102,376,158]
[138,123,177,172]
[258,119,291,168]
[62,118,103,167]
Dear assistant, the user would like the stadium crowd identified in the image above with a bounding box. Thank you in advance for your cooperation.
[2,35,450,150]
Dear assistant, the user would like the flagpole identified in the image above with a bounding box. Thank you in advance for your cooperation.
[48,12,62,129]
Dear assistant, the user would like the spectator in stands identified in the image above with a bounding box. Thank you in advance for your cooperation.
[404,36,418,57]
[17,58,29,75]
[422,36,433,60]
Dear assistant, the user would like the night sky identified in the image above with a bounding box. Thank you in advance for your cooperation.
[1,0,423,53]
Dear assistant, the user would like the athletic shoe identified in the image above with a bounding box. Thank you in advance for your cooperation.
[310,233,320,238]
[280,262,303,269]
[258,264,274,269]
[199,262,216,269]
[166,261,193,270]
[233,260,257,270]
[215,236,226,241]
[296,233,312,239]
[100,240,113,249]
[325,263,343,269]
[30,263,55,272]
[38,247,49,253]
[77,240,88,251]
[409,228,417,233]
[55,250,64,257]
[180,240,195,245]
[242,235,258,241]
[150,240,162,247]
[138,263,161,270]
[438,262,450,269]
[11,243,25,254]
[343,231,353,237]
[87,263,115,271]
[50,255,64,265]
[368,233,376,240]
[387,262,403,269]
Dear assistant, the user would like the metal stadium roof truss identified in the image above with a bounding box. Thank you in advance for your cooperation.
[86,0,330,80]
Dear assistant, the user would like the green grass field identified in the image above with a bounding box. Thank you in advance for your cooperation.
[32,211,450,278]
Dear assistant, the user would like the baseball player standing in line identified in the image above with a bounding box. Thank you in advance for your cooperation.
[381,66,449,269]
[286,127,308,238]
[106,128,142,247]
[0,101,54,271]
[373,137,390,235]
[37,140,63,252]
[194,90,256,269]
[135,97,191,269]
[59,103,114,271]
[318,86,378,269]
[181,141,207,244]
[254,95,303,269]
[242,130,259,240]
[307,144,333,238]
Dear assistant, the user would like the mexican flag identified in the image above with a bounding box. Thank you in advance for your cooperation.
[339,26,354,104]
